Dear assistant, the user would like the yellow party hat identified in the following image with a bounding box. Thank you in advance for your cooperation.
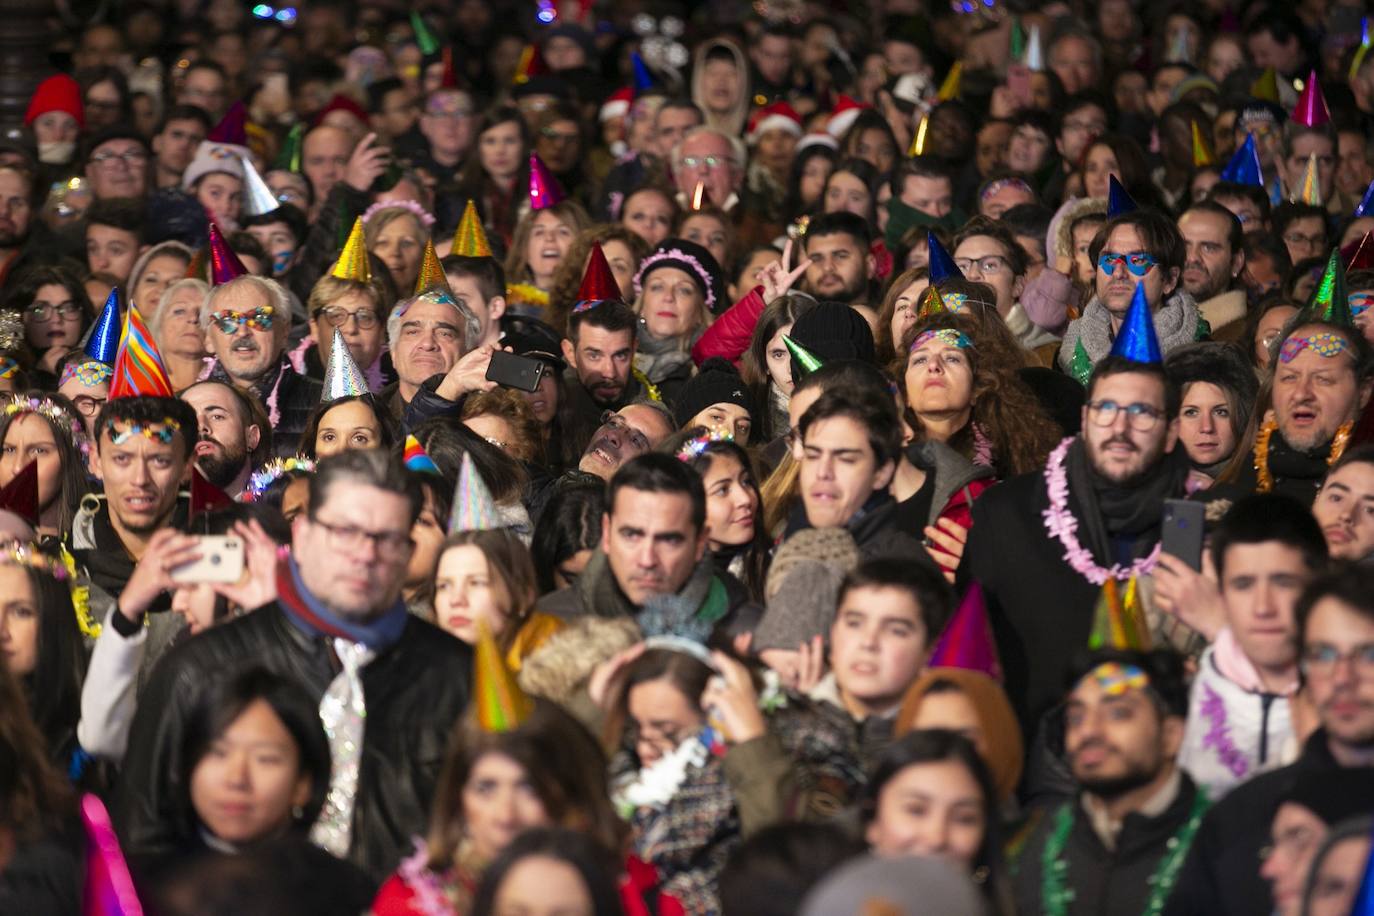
[474,619,534,733]
[451,200,493,258]
[330,217,371,283]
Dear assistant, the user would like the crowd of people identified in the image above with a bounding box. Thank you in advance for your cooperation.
[7,0,1374,914]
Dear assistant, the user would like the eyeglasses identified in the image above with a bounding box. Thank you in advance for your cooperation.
[90,149,149,168]
[599,410,649,453]
[1087,399,1165,431]
[680,155,736,172]
[539,127,579,144]
[426,106,472,121]
[71,394,106,417]
[1097,251,1158,277]
[1283,231,1326,248]
[211,307,275,334]
[310,515,414,561]
[954,254,1009,276]
[26,301,83,321]
[314,306,380,329]
[1301,643,1374,677]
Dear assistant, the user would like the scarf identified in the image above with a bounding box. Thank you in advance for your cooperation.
[276,556,409,651]
[576,549,722,622]
[1065,438,1190,569]
[1266,431,1336,487]
[633,327,697,385]
[207,357,288,427]
[1058,289,1202,372]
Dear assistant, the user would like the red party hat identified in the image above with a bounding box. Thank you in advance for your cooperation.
[207,221,248,286]
[0,459,38,526]
[1292,69,1331,128]
[190,466,235,516]
[574,242,623,304]
[207,101,248,146]
[926,582,1003,682]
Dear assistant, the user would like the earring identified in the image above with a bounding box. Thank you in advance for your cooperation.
[971,866,989,885]
[292,804,304,820]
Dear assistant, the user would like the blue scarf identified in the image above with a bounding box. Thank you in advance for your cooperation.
[276,557,409,651]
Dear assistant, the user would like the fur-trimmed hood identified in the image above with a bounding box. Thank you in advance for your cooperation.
[518,615,641,700]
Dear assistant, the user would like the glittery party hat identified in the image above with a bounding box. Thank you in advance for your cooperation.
[1107,175,1137,217]
[402,434,441,474]
[449,451,499,533]
[1190,121,1214,168]
[80,794,142,916]
[108,302,174,399]
[474,618,533,733]
[239,154,280,218]
[926,231,964,283]
[207,221,248,286]
[632,51,655,92]
[84,287,123,366]
[207,102,247,146]
[1356,180,1374,219]
[574,241,623,305]
[1301,248,1354,327]
[782,335,823,376]
[1219,133,1264,187]
[908,114,929,157]
[190,466,235,517]
[916,284,949,319]
[1295,152,1323,206]
[1250,68,1281,104]
[330,217,372,283]
[273,123,303,173]
[1069,338,1093,386]
[321,327,370,401]
[1025,24,1044,72]
[410,10,441,56]
[413,239,451,297]
[1345,232,1374,271]
[1108,282,1163,365]
[439,45,458,89]
[528,153,564,210]
[1292,69,1330,128]
[451,200,493,257]
[927,583,1003,681]
[937,61,962,101]
[0,459,38,526]
[1088,575,1152,651]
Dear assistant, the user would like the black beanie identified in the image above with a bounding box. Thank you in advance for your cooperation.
[791,302,876,364]
[634,238,728,316]
[673,358,758,432]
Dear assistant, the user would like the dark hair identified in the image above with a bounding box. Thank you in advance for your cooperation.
[457,105,530,190]
[1210,493,1329,579]
[531,473,606,593]
[608,453,706,534]
[999,203,1055,250]
[0,392,90,534]
[837,556,954,642]
[1087,355,1181,419]
[679,430,770,600]
[85,196,146,241]
[1272,201,1328,242]
[240,203,309,247]
[792,359,894,404]
[410,416,526,505]
[824,157,882,223]
[309,447,423,525]
[783,143,838,217]
[1181,200,1244,257]
[470,828,623,916]
[1163,341,1258,442]
[156,103,214,135]
[11,552,85,758]
[177,667,331,843]
[1064,648,1190,718]
[803,210,872,250]
[1208,182,1273,227]
[1276,317,1374,383]
[1295,562,1374,650]
[181,379,273,470]
[567,298,637,343]
[4,264,94,339]
[1326,442,1374,478]
[952,215,1028,279]
[440,255,506,304]
[1083,133,1157,208]
[95,394,199,459]
[719,823,865,916]
[1087,208,1187,275]
[298,395,397,461]
[0,665,74,842]
[799,384,902,468]
[227,231,268,273]
[607,647,715,751]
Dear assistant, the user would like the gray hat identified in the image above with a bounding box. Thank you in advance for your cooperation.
[753,528,860,653]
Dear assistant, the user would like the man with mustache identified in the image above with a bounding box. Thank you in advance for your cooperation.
[1014,649,1199,916]
[180,380,269,496]
[1167,564,1374,915]
[202,275,321,457]
[561,299,656,456]
[801,211,874,308]
[965,354,1190,733]
[0,166,33,285]
[1176,202,1247,342]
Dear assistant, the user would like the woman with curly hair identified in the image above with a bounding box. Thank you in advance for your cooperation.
[545,225,648,336]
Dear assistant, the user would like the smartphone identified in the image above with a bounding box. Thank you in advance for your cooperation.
[1161,499,1206,571]
[169,535,245,584]
[486,350,545,392]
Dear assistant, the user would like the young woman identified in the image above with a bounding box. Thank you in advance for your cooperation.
[150,278,211,392]
[504,200,591,319]
[299,395,395,460]
[530,474,606,595]
[1164,343,1258,489]
[129,241,195,314]
[679,433,770,602]
[6,266,93,380]
[454,106,530,249]
[1244,299,1301,373]
[620,185,678,249]
[364,204,431,299]
[839,110,899,177]
[401,467,452,619]
[739,293,817,445]
[821,157,882,225]
[632,238,724,405]
[875,267,930,366]
[781,143,838,220]
[0,392,90,539]
[1080,133,1159,209]
[470,828,625,916]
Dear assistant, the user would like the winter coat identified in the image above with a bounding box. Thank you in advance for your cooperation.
[692,286,764,368]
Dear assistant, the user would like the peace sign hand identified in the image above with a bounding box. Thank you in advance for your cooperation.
[759,238,812,306]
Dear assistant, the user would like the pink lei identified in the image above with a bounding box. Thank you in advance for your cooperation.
[396,838,457,916]
[1040,436,1161,585]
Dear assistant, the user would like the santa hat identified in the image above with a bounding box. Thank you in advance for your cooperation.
[747,101,803,146]
[599,87,633,123]
[313,93,370,128]
[796,132,839,155]
[24,74,83,129]
[826,96,870,138]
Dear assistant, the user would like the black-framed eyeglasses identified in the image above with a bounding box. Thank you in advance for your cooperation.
[71,395,106,417]
[1087,399,1164,431]
[598,410,649,453]
[26,301,83,321]
[314,306,380,330]
[309,514,414,561]
[1301,643,1374,677]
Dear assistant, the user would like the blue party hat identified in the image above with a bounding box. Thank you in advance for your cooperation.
[1107,175,1137,217]
[1350,826,1374,916]
[1355,179,1374,218]
[1219,133,1264,187]
[1108,282,1163,365]
[631,52,655,92]
[84,287,123,366]
[927,231,964,283]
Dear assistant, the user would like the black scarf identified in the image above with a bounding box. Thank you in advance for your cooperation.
[1267,431,1336,486]
[1066,439,1190,568]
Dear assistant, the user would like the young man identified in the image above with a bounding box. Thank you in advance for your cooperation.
[150,104,211,190]
[1175,495,1328,797]
[801,211,875,308]
[1176,202,1247,341]
[83,128,151,202]
[242,203,308,281]
[84,197,146,286]
[180,380,270,496]
[442,254,507,349]
[0,165,33,282]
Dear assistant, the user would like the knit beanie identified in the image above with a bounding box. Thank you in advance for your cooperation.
[673,358,757,430]
[790,301,875,364]
[25,74,83,128]
[753,528,860,653]
[182,140,250,190]
[1280,769,1374,826]
[633,238,728,316]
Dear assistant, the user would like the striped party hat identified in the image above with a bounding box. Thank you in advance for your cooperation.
[1087,575,1152,651]
[474,618,533,733]
[108,302,174,399]
[449,451,499,532]
[403,434,441,475]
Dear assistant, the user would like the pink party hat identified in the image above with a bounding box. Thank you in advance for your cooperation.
[528,152,565,210]
[1292,68,1331,128]
[926,582,1002,681]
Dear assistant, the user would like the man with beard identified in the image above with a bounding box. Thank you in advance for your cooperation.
[801,212,875,309]
[1166,564,1374,915]
[180,380,270,496]
[0,165,33,285]
[965,354,1191,732]
[201,275,321,456]
[1241,319,1374,503]
[1014,648,1201,915]
[561,300,654,456]
[1176,202,1247,342]
[576,400,676,480]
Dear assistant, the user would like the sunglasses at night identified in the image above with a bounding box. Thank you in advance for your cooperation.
[211,307,275,334]
[1097,251,1158,277]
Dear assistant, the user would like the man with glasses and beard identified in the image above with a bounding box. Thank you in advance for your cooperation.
[1015,649,1203,915]
[180,380,270,496]
[201,275,322,456]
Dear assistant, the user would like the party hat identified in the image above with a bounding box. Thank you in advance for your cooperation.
[528,153,564,210]
[81,793,143,916]
[1107,175,1137,217]
[512,43,546,85]
[0,459,38,526]
[1250,68,1281,104]
[908,114,929,157]
[207,222,248,286]
[403,434,441,475]
[782,335,824,376]
[449,451,499,533]
[1190,121,1214,168]
[927,583,1003,681]
[439,45,458,89]
[321,328,370,401]
[185,246,207,281]
[1025,24,1044,71]
[1351,16,1372,82]
[273,123,303,173]
[1087,575,1152,651]
[916,284,949,319]
[413,239,451,297]
[1069,338,1093,386]
[410,10,441,56]
[937,61,962,101]
[108,302,174,399]
[451,200,493,257]
[1108,282,1163,364]
[207,101,247,146]
[926,231,964,283]
[190,466,235,516]
[84,288,123,366]
[1344,231,1374,271]
[574,241,623,306]
[1291,69,1330,128]
[631,51,655,92]
[1009,17,1025,61]
[1356,180,1374,219]
[1219,133,1264,187]
[330,217,372,283]
[1294,152,1322,205]
[239,154,280,218]
[474,618,533,733]
[1302,248,1354,326]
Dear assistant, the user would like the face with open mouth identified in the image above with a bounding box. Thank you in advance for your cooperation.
[1273,327,1364,452]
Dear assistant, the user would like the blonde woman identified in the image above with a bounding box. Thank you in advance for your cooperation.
[631,238,726,406]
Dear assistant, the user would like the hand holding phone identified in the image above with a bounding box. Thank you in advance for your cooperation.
[486,350,546,392]
[170,535,246,584]
[1161,499,1206,571]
